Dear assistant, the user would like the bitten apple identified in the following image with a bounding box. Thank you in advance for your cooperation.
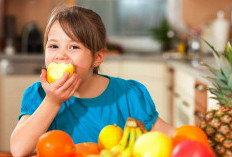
[47,62,74,83]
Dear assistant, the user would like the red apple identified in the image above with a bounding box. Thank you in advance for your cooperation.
[171,140,215,157]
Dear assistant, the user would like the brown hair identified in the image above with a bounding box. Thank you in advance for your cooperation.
[44,5,107,73]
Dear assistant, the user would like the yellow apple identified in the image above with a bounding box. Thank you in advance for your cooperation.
[133,131,172,157]
[98,124,123,150]
[47,62,74,83]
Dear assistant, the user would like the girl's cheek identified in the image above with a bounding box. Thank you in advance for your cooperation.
[45,58,52,69]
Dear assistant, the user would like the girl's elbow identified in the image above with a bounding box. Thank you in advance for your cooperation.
[10,135,31,157]
[10,143,31,157]
[10,144,23,157]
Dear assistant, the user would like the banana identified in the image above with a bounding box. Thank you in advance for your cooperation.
[120,147,132,157]
[120,128,136,157]
[135,127,142,139]
[110,117,147,157]
[101,149,114,157]
[111,126,130,153]
[128,128,136,148]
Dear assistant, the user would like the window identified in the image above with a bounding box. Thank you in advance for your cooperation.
[80,0,166,36]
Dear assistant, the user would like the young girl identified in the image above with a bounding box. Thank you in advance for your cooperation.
[10,6,175,157]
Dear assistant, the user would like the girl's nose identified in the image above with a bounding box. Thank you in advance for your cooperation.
[55,49,68,60]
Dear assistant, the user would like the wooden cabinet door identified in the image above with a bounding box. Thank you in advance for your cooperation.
[167,66,175,125]
[194,80,207,127]
[173,69,195,127]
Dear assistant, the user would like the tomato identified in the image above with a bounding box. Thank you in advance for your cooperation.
[75,142,100,157]
[36,130,75,157]
[171,125,209,147]
[171,140,215,157]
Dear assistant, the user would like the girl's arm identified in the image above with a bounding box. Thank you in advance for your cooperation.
[150,117,176,137]
[10,70,80,157]
[10,98,61,157]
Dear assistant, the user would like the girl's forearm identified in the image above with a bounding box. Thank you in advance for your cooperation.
[150,117,176,137]
[10,96,61,157]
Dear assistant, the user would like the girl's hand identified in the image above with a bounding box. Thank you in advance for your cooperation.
[40,69,81,105]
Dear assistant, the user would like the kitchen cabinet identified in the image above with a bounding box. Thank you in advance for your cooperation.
[167,66,175,125]
[0,75,40,151]
[194,80,207,127]
[100,60,170,123]
[172,71,219,127]
[173,68,195,127]
[120,60,170,123]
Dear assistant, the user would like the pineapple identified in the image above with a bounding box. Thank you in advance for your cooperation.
[200,40,232,157]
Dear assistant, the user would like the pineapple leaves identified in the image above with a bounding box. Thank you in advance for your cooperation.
[219,54,232,79]
[202,40,232,107]
[209,87,232,107]
[200,62,226,81]
[208,88,223,98]
[202,39,220,66]
[205,76,230,90]
[209,97,220,101]
[202,40,232,79]
[228,74,232,89]
[225,42,232,65]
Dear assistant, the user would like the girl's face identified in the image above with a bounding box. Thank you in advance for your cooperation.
[45,21,94,80]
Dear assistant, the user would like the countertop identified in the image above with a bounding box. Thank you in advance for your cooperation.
[103,53,216,85]
[0,53,217,85]
[0,54,45,63]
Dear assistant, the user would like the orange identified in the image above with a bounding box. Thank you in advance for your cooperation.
[98,124,123,150]
[47,62,74,83]
[36,130,75,157]
[75,142,100,157]
[171,125,209,147]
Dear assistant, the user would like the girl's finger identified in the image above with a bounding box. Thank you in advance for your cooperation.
[40,69,48,84]
[64,78,81,98]
[57,73,78,92]
[52,72,70,88]
[40,69,51,91]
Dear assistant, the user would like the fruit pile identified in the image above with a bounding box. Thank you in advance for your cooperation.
[36,130,100,157]
[35,117,216,157]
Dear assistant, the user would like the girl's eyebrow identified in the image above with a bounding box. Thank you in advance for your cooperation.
[47,39,57,42]
[68,39,80,43]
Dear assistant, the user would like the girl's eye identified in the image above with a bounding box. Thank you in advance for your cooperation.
[71,46,79,49]
[50,45,58,49]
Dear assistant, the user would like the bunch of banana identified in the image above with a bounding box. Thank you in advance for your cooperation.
[110,117,147,157]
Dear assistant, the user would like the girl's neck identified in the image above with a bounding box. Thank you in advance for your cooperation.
[74,74,109,98]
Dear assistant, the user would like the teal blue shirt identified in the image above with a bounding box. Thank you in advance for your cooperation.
[19,75,159,144]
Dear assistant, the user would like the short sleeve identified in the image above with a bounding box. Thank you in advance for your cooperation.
[126,80,159,131]
[18,82,45,120]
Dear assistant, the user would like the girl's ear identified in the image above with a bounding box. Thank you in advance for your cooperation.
[93,48,107,67]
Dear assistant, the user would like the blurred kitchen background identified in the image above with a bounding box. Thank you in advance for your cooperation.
[0,0,232,153]
[0,0,232,55]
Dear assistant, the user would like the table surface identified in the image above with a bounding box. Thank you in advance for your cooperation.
[0,152,37,157]
[0,152,12,157]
